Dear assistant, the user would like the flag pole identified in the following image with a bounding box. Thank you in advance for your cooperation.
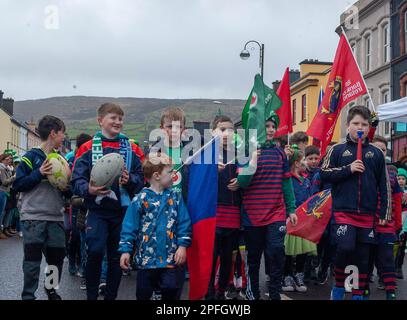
[341,26,376,113]
[174,136,219,173]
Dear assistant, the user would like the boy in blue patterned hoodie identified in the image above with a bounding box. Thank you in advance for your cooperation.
[119,153,192,300]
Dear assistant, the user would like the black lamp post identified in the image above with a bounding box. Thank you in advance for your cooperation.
[240,40,265,78]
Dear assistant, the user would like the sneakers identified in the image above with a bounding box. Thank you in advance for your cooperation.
[330,286,345,300]
[396,268,404,279]
[282,276,295,292]
[386,292,396,300]
[377,277,385,290]
[293,273,307,293]
[214,290,226,300]
[99,282,106,296]
[225,286,239,300]
[45,288,62,300]
[80,279,87,290]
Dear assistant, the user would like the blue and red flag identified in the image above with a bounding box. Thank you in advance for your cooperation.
[286,189,332,244]
[186,136,220,300]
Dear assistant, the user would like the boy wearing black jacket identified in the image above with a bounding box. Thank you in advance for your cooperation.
[321,105,390,300]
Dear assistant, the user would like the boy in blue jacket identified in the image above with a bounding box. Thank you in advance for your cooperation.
[71,103,144,300]
[119,153,192,300]
[321,105,390,300]
[14,115,68,300]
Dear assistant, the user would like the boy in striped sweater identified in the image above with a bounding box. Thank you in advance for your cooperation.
[237,112,297,300]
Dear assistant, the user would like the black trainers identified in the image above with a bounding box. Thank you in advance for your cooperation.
[377,277,385,290]
[396,268,404,279]
[214,291,226,300]
[80,279,87,290]
[225,286,239,300]
[45,288,62,300]
[99,282,107,296]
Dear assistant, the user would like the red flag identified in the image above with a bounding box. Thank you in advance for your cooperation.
[275,68,293,137]
[287,190,332,244]
[306,34,367,157]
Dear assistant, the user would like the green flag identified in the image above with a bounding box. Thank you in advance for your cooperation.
[241,74,282,147]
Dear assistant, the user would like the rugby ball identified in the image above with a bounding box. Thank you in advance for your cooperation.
[46,153,71,191]
[90,153,125,188]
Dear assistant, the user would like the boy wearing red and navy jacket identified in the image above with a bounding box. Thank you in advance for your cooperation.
[237,112,297,300]
[71,103,144,300]
[321,106,391,300]
[366,136,402,300]
[206,116,242,300]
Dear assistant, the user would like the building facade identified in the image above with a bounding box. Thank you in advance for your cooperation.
[289,59,345,143]
[391,0,407,162]
[339,0,393,146]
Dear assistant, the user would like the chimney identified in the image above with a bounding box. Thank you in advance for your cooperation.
[26,118,37,133]
[1,98,14,116]
[289,69,300,84]
[272,80,281,91]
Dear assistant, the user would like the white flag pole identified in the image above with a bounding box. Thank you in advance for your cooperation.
[341,26,376,113]
[174,136,219,173]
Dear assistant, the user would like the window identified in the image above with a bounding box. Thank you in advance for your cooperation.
[365,35,372,72]
[405,11,407,52]
[382,90,390,136]
[365,97,370,109]
[292,99,297,125]
[351,42,356,56]
[383,24,390,63]
[301,94,306,122]
[385,122,390,136]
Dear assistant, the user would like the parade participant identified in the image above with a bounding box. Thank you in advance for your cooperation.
[0,153,16,239]
[206,115,242,300]
[304,145,320,182]
[119,153,192,300]
[365,136,402,300]
[14,116,68,300]
[321,105,390,300]
[237,112,298,300]
[283,146,316,293]
[396,168,407,279]
[71,103,144,300]
[289,132,309,152]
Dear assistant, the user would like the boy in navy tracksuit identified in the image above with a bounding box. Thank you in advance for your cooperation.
[206,116,242,300]
[321,106,391,300]
[71,103,144,300]
[237,112,297,300]
[14,116,69,300]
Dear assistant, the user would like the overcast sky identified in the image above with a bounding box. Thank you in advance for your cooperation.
[0,0,355,101]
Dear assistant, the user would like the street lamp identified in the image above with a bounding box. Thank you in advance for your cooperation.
[240,40,265,78]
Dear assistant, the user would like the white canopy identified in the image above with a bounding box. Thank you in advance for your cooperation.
[377,97,407,123]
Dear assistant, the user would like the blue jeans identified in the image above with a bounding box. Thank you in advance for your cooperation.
[0,191,8,229]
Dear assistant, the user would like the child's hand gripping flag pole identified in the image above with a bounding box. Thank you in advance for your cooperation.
[186,136,220,300]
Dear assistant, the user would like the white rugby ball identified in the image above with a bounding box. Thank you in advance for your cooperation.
[46,153,71,191]
[90,153,125,188]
